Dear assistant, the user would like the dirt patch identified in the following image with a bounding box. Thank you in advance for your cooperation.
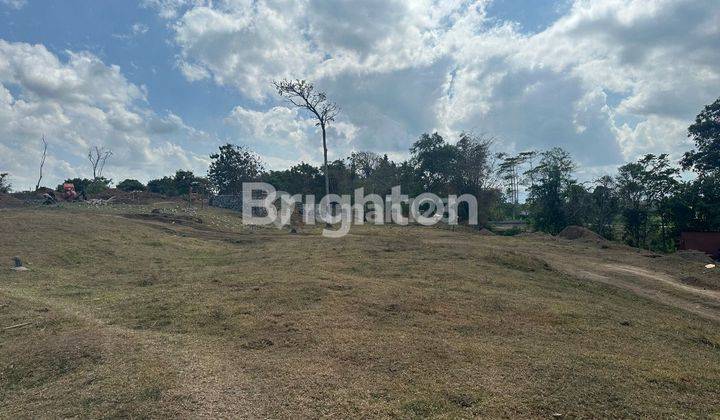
[676,250,714,264]
[478,228,496,236]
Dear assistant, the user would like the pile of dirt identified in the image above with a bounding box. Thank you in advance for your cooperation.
[0,193,24,208]
[558,225,606,243]
[477,228,496,236]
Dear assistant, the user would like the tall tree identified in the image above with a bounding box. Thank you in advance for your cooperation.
[208,144,264,195]
[616,154,679,250]
[274,79,339,198]
[410,132,458,195]
[590,176,619,239]
[496,150,536,219]
[681,96,720,176]
[455,133,498,225]
[526,148,576,234]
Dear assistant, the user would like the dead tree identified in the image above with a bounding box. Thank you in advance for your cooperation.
[273,79,339,199]
[88,146,113,179]
[35,135,48,191]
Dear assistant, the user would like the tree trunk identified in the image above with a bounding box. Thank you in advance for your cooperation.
[322,124,332,226]
[322,124,329,197]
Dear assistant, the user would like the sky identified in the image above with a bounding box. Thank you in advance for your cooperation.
[0,0,718,190]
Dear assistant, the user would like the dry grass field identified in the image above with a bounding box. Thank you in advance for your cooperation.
[1,204,719,418]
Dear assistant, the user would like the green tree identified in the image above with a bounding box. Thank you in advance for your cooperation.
[668,174,720,233]
[590,176,619,239]
[147,177,177,196]
[565,183,594,227]
[681,97,720,175]
[410,132,458,195]
[208,144,264,195]
[117,179,146,192]
[173,170,197,196]
[454,133,498,225]
[496,150,537,219]
[526,148,576,234]
[263,162,323,196]
[616,154,679,250]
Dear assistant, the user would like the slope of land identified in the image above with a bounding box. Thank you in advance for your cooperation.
[1,205,719,418]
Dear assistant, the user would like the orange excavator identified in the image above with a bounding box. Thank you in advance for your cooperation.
[62,183,80,201]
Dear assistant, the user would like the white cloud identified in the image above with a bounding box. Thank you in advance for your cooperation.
[1,0,26,10]
[224,105,358,168]
[113,23,150,40]
[150,0,719,174]
[0,40,212,190]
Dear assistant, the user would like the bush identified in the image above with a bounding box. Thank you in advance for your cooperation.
[117,179,146,192]
[147,171,212,197]
[147,176,177,196]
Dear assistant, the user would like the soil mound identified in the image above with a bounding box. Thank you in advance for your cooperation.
[478,228,496,236]
[558,225,605,242]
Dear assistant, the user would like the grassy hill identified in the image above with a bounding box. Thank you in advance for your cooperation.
[1,205,719,417]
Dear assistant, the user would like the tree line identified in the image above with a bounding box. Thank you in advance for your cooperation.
[2,92,717,252]
[93,95,717,252]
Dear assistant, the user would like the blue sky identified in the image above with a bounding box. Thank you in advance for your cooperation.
[0,1,243,137]
[1,0,718,190]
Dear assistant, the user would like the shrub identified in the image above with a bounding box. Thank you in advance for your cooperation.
[117,179,146,192]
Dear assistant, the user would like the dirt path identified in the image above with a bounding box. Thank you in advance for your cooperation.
[544,256,720,323]
[602,264,720,300]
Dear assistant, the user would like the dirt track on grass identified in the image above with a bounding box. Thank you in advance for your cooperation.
[549,257,720,322]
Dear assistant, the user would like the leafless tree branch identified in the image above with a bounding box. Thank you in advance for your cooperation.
[273,79,341,199]
[88,145,113,179]
[35,135,48,191]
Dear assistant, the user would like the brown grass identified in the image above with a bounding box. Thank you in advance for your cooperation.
[1,206,719,417]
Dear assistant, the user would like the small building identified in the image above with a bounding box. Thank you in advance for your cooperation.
[679,232,720,260]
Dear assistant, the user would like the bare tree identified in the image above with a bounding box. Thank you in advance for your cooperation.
[88,146,113,179]
[273,79,339,199]
[35,135,48,191]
